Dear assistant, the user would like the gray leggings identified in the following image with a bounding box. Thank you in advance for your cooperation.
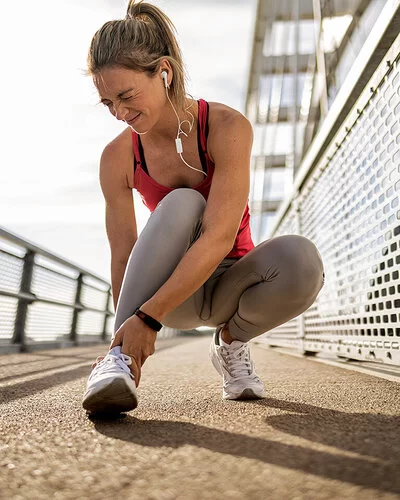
[114,189,325,342]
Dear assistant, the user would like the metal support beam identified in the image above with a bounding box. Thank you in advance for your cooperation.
[13,250,36,351]
[102,286,112,341]
[70,273,84,344]
[250,199,283,213]
[312,0,329,119]
[292,0,300,175]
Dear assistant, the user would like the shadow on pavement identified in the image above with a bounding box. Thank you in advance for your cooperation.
[0,337,199,403]
[254,397,400,464]
[0,351,96,368]
[0,365,91,404]
[0,358,95,384]
[92,405,400,494]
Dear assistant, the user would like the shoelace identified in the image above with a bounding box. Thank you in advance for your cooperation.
[220,343,256,379]
[89,352,132,380]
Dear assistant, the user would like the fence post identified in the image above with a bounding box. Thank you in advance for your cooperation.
[293,195,308,354]
[13,250,36,352]
[102,286,112,341]
[70,273,84,345]
[295,195,316,356]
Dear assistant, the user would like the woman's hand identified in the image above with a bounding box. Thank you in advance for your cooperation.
[109,314,157,386]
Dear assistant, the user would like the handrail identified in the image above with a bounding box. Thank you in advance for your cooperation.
[0,226,109,285]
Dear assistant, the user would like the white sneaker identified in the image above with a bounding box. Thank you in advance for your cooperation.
[82,346,138,414]
[209,327,265,400]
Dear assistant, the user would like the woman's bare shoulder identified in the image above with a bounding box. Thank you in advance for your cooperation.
[207,101,250,127]
[101,127,135,189]
[206,102,253,163]
[102,126,133,160]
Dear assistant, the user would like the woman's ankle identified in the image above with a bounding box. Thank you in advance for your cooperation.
[220,324,234,345]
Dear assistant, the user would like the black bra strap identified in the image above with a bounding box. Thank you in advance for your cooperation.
[137,136,149,175]
[197,100,208,174]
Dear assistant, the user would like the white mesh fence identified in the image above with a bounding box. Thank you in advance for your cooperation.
[261,37,400,365]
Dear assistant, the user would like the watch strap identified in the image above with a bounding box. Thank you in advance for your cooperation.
[134,308,162,332]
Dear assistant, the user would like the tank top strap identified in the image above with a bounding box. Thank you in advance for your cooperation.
[198,98,209,154]
[132,131,141,171]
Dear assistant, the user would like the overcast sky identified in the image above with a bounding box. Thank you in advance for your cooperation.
[0,0,257,281]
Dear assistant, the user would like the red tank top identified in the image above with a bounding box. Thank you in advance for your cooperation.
[132,98,254,259]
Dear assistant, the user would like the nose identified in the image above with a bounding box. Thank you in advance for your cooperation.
[113,101,129,121]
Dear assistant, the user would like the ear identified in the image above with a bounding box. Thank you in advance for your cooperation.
[159,59,173,87]
[161,70,169,88]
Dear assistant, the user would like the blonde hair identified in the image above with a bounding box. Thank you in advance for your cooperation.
[87,1,187,109]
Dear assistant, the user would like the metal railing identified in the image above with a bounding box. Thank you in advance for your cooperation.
[0,226,181,353]
[0,226,114,353]
[259,1,400,366]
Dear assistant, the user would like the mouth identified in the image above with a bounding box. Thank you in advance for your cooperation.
[126,113,141,125]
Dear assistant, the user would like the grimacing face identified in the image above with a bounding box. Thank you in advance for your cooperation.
[96,65,170,134]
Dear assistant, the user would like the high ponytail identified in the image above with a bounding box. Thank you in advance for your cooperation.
[87,1,187,109]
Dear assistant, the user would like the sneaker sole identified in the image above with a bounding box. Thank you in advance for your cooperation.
[224,388,265,400]
[82,378,138,414]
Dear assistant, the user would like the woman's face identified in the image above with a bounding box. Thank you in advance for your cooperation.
[95,65,167,134]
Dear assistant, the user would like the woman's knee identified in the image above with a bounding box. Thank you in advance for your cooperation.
[151,189,206,237]
[262,235,324,297]
[282,235,324,295]
[157,189,206,219]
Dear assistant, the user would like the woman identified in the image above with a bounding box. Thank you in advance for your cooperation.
[82,0,325,414]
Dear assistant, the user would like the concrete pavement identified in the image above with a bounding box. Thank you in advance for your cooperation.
[0,335,399,500]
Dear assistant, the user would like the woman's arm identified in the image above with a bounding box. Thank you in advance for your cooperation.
[99,139,138,311]
[140,109,253,321]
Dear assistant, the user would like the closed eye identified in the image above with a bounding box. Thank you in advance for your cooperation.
[99,95,133,108]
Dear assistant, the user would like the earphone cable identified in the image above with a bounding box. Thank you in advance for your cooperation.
[165,82,206,177]
[179,153,207,176]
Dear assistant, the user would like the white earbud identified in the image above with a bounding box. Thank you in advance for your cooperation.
[161,70,168,88]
